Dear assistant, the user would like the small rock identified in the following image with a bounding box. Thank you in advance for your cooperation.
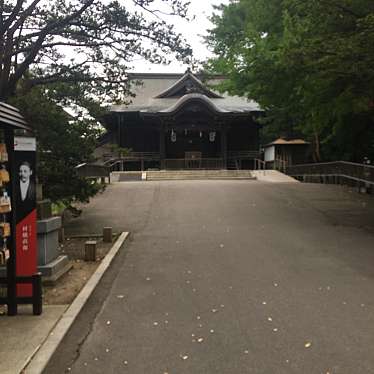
[305,342,312,348]
[181,355,189,360]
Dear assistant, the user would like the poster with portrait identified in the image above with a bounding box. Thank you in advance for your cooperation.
[14,136,37,297]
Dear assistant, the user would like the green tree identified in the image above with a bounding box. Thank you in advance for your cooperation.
[206,0,374,162]
[9,87,102,204]
[0,0,192,204]
[0,0,192,102]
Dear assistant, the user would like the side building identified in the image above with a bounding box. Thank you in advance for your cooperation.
[100,70,262,171]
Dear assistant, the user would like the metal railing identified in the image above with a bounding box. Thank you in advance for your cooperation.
[286,161,374,186]
[164,158,224,170]
[228,150,260,159]
[274,158,288,172]
[254,158,266,174]
[75,163,110,179]
[103,152,160,163]
[122,152,160,160]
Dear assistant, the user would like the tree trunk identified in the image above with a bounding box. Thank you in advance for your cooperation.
[313,130,321,162]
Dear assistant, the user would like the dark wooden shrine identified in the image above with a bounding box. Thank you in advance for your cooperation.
[100,70,262,170]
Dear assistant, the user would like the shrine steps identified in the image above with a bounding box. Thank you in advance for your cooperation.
[145,170,256,181]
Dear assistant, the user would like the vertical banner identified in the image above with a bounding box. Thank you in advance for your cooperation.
[14,137,37,297]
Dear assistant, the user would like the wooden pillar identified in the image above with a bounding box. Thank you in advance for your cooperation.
[221,127,227,169]
[159,124,165,170]
[117,114,121,146]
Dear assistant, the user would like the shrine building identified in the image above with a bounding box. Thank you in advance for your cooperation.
[100,70,262,170]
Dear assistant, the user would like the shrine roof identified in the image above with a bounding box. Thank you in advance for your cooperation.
[110,71,261,114]
[265,138,309,147]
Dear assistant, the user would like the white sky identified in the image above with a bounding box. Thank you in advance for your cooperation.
[130,0,230,73]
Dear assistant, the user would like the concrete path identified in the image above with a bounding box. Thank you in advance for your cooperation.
[252,169,299,183]
[47,181,374,373]
[0,305,67,374]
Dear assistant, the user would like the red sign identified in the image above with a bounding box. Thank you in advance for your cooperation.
[16,210,37,296]
[14,137,37,297]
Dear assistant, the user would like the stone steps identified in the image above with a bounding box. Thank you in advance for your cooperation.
[146,170,256,181]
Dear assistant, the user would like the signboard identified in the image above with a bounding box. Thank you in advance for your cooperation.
[14,136,37,297]
[264,146,275,162]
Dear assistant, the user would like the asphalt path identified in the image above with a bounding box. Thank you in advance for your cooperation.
[46,181,374,374]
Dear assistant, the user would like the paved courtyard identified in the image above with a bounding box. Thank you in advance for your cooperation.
[46,180,374,373]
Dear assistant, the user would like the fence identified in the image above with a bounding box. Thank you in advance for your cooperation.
[75,163,110,180]
[164,158,224,170]
[286,161,374,188]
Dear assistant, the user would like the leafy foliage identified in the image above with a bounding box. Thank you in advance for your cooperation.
[1,0,192,204]
[9,87,103,204]
[206,0,374,162]
[0,0,192,103]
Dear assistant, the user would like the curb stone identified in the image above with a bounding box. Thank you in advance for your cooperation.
[23,231,129,374]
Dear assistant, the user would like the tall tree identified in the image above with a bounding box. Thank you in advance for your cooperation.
[206,0,374,162]
[9,86,102,204]
[0,0,192,205]
[0,0,192,102]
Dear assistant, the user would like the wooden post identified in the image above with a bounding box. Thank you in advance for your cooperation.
[159,125,165,170]
[32,273,43,315]
[103,227,113,243]
[5,128,17,316]
[85,241,97,261]
[221,127,227,170]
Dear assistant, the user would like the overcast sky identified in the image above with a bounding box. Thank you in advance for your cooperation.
[130,0,230,73]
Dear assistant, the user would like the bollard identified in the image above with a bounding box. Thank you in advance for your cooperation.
[85,241,97,261]
[103,227,113,243]
[32,273,43,315]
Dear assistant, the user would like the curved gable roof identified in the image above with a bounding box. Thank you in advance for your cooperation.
[159,93,228,114]
[155,70,223,99]
[109,71,262,114]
